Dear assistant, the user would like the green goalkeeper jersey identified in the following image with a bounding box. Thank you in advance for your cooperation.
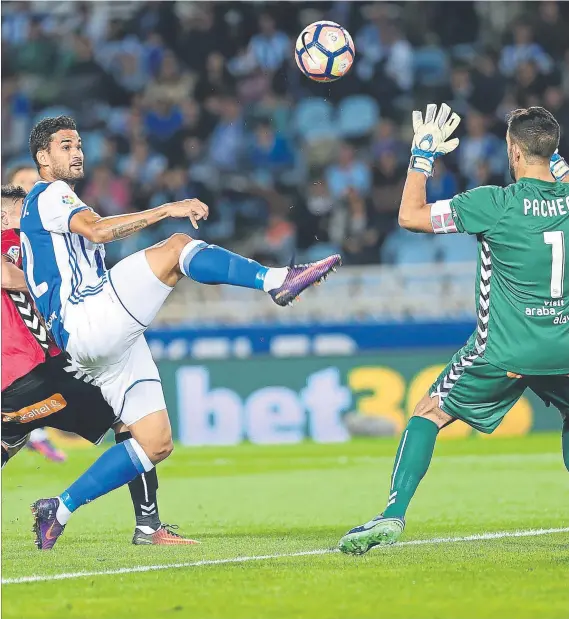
[432,177,569,375]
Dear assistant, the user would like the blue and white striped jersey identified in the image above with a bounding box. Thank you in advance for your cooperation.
[20,180,107,350]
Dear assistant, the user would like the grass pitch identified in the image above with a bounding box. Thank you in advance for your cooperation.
[2,434,568,619]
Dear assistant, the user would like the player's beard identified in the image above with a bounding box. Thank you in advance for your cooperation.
[53,161,84,184]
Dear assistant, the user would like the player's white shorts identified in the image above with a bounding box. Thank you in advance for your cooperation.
[64,250,173,425]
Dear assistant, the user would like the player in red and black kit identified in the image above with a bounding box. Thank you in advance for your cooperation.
[1,184,196,546]
[6,164,66,460]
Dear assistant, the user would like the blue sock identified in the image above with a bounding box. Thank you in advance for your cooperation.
[59,439,153,514]
[181,242,268,291]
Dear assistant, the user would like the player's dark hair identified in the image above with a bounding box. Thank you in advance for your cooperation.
[1,184,27,202]
[6,164,36,184]
[507,107,560,160]
[29,115,77,170]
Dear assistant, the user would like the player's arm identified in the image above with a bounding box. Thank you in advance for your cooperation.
[398,103,461,234]
[550,150,569,183]
[69,199,209,244]
[398,170,434,233]
[1,255,28,292]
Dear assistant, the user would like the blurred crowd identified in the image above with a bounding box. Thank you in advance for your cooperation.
[3,0,569,267]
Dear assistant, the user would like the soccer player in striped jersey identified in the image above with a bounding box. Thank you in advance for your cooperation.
[339,104,569,555]
[2,184,196,546]
[20,116,340,550]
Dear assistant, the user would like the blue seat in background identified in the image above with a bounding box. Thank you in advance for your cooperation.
[382,228,438,265]
[413,46,449,87]
[336,95,380,138]
[434,233,477,263]
[293,98,335,142]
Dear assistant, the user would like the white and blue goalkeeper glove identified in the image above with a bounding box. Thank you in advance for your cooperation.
[409,103,461,176]
[550,149,569,181]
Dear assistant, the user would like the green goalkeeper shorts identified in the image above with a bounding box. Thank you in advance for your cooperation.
[429,342,569,434]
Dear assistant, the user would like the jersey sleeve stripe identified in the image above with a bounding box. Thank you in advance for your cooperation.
[67,205,89,232]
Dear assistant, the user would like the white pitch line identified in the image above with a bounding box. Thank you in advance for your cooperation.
[3,527,568,586]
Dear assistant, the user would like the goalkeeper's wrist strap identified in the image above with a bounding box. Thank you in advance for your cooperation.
[551,157,569,181]
[409,155,433,176]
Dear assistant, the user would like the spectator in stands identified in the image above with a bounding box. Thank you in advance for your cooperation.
[354,3,390,82]
[194,52,236,113]
[253,90,292,136]
[207,96,245,171]
[444,64,473,118]
[470,51,505,116]
[371,118,406,166]
[248,13,290,73]
[63,35,127,107]
[144,51,194,106]
[381,21,414,94]
[258,214,296,265]
[329,188,380,265]
[426,160,458,203]
[372,149,406,221]
[459,110,505,186]
[175,5,224,73]
[142,32,165,78]
[113,51,147,94]
[499,22,552,77]
[325,143,372,199]
[534,1,568,60]
[294,179,337,253]
[1,76,30,158]
[2,1,32,46]
[248,120,295,180]
[466,159,505,191]
[14,17,57,77]
[82,164,132,217]
[119,138,167,188]
[513,60,550,109]
[543,86,569,154]
[143,97,184,150]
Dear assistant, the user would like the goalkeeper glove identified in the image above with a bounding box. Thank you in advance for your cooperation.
[409,103,461,176]
[550,150,569,181]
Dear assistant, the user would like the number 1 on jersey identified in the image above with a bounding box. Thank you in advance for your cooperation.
[544,231,565,299]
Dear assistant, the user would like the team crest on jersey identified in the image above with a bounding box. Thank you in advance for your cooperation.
[6,245,20,263]
[61,195,77,205]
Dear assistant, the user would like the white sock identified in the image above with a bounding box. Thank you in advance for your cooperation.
[136,525,159,534]
[262,267,288,292]
[30,428,47,442]
[56,497,72,525]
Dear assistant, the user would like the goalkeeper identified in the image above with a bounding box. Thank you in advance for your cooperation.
[339,104,569,555]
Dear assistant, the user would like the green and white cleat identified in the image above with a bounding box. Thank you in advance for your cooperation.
[338,514,405,555]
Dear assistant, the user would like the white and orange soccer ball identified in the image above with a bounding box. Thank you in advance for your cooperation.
[295,21,355,82]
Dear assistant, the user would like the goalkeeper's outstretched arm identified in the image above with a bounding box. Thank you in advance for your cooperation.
[398,103,461,234]
[398,170,433,233]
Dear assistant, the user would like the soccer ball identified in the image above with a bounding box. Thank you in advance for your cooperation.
[295,21,355,82]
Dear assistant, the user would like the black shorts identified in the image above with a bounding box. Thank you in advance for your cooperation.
[1,355,117,451]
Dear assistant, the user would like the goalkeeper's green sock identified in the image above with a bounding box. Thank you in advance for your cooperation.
[562,415,569,473]
[382,416,439,519]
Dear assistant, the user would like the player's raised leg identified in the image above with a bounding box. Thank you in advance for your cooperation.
[338,394,449,555]
[143,233,341,306]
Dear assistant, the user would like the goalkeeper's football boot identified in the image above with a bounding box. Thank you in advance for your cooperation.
[132,523,199,546]
[31,498,66,550]
[338,514,405,555]
[269,254,341,307]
